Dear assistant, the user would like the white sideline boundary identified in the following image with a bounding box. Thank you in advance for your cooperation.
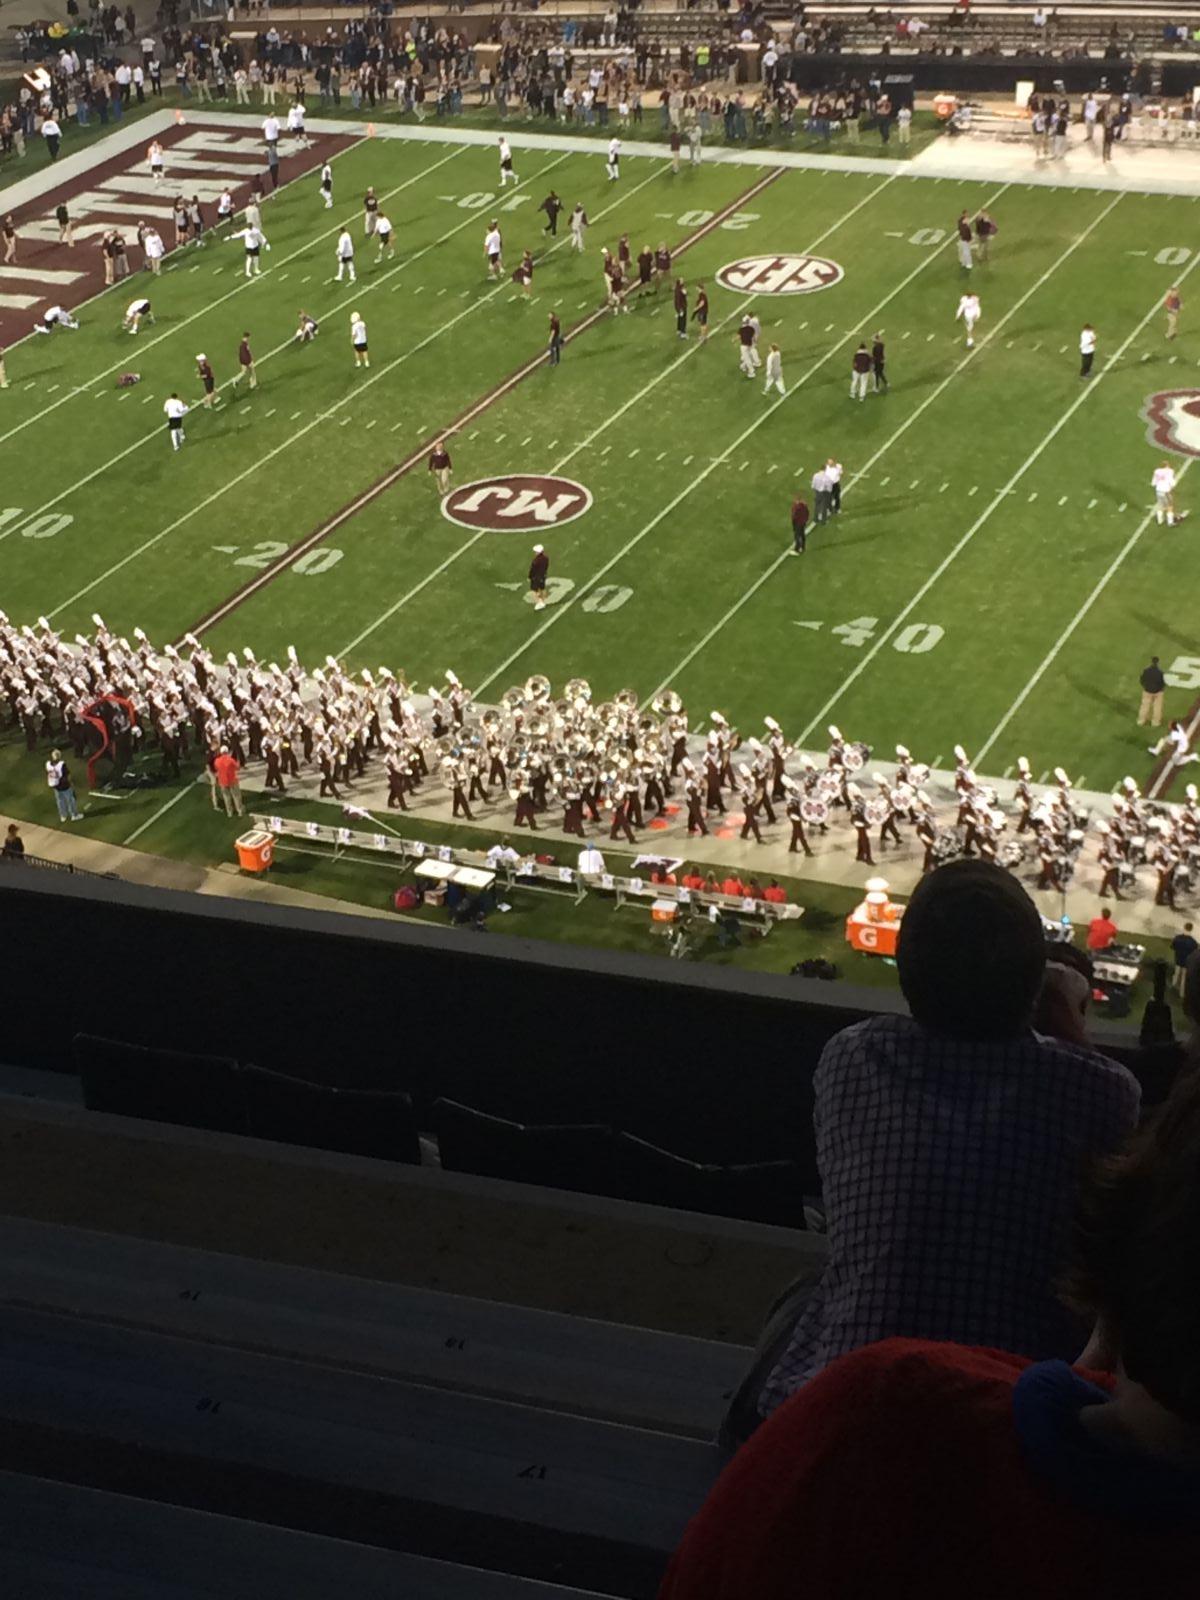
[178,110,1200,198]
[0,137,464,460]
[469,180,1011,699]
[46,152,669,628]
[341,166,888,658]
[644,187,1127,707]
[11,148,572,553]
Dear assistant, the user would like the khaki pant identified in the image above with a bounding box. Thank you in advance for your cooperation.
[1167,309,1179,339]
[219,782,244,816]
[1138,689,1165,726]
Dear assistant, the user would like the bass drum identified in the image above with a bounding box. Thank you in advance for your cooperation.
[997,839,1025,869]
[932,827,963,864]
[843,741,871,773]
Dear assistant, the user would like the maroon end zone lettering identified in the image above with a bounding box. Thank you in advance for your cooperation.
[1143,389,1200,459]
[716,255,844,295]
[442,475,593,532]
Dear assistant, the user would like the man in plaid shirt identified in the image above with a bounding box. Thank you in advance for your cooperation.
[728,861,1140,1441]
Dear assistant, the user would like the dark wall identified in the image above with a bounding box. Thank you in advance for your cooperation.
[0,874,1175,1179]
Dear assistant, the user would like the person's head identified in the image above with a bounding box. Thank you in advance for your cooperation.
[1151,654,1160,666]
[896,859,1046,1039]
[1098,905,1112,921]
[1063,1069,1200,1427]
[50,748,61,762]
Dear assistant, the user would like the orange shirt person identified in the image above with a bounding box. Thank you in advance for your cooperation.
[1086,907,1118,951]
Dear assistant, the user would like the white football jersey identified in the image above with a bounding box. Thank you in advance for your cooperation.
[1153,466,1177,496]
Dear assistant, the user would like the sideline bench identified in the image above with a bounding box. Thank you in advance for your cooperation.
[252,813,803,933]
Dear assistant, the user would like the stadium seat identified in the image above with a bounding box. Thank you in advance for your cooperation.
[74,1033,247,1136]
[243,1065,421,1164]
[615,1132,807,1227]
[432,1098,615,1196]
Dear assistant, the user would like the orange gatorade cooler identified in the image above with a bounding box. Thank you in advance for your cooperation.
[236,829,274,873]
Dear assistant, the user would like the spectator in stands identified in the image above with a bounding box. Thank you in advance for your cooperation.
[719,861,1140,1447]
[661,1068,1200,1599]
[2,822,24,861]
[1087,906,1119,952]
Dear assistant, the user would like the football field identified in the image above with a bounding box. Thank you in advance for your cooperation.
[5,119,1200,821]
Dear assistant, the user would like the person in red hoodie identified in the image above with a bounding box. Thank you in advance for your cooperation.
[212,745,244,817]
[660,1069,1200,1600]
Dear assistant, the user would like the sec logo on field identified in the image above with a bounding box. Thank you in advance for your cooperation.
[1143,389,1200,459]
[716,255,844,295]
[441,475,593,533]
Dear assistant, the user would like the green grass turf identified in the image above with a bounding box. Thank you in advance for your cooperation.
[4,123,1200,995]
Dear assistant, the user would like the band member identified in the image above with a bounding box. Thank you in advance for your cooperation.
[385,748,407,809]
[786,791,812,856]
[430,439,452,493]
[513,777,538,829]
[1156,842,1180,909]
[674,277,688,339]
[684,764,709,834]
[916,802,938,873]
[877,785,903,848]
[1014,757,1035,832]
[529,544,549,609]
[449,763,474,820]
[849,788,874,865]
[609,779,636,842]
[704,746,725,814]
[692,283,709,341]
[1098,834,1126,902]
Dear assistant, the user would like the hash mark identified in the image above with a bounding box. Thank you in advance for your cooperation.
[628,448,640,458]
[938,482,949,493]
[366,418,377,428]
[968,485,978,496]
[1027,491,1038,503]
[1057,495,1068,506]
[520,435,532,446]
[682,454,694,466]
[265,408,276,418]
[656,451,668,461]
[601,444,612,455]
[739,461,750,472]
[290,410,302,420]
[495,433,506,444]
[879,476,890,488]
[340,416,353,426]
[909,479,919,490]
[1087,497,1098,509]
[391,421,404,431]
[1118,502,1128,513]
[240,405,251,415]
[469,430,480,440]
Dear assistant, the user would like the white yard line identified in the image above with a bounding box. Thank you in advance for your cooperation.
[472,180,1010,701]
[45,155,666,627]
[793,238,1200,748]
[122,776,205,846]
[0,133,429,453]
[15,151,575,557]
[976,465,1193,769]
[643,188,1125,705]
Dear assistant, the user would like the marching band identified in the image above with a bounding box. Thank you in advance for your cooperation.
[0,609,1195,917]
